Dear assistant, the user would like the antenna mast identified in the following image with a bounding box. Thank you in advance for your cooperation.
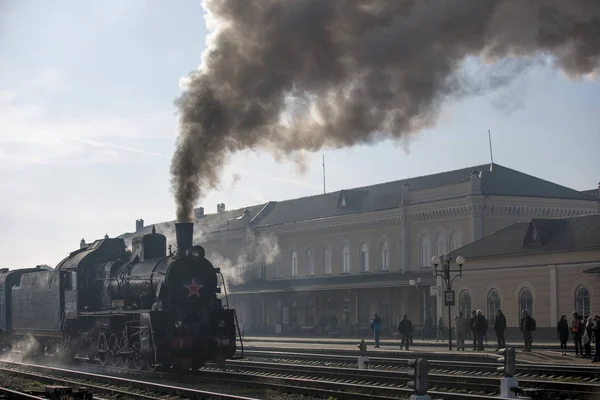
[488,129,494,171]
[322,154,326,194]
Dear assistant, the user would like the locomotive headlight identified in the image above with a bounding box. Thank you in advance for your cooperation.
[218,319,225,328]
[175,321,182,328]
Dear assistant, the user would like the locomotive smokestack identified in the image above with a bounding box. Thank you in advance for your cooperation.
[175,222,194,254]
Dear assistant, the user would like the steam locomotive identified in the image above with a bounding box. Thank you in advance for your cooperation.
[0,222,241,371]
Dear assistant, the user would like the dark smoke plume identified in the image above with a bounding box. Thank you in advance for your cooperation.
[171,0,600,222]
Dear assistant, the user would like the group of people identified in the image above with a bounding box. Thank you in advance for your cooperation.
[371,308,538,352]
[557,312,600,362]
[370,309,600,362]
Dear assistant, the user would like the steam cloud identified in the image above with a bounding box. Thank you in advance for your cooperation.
[171,0,600,221]
[210,232,280,295]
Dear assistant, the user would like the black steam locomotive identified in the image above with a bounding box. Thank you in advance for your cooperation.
[0,222,241,371]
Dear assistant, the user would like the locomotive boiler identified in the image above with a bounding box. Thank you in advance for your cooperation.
[0,222,241,371]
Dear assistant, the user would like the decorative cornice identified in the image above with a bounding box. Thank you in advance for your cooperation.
[258,204,599,239]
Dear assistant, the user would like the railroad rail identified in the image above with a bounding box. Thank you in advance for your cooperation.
[0,386,45,400]
[242,349,600,382]
[0,361,260,400]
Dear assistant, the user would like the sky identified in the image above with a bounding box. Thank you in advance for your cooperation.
[1,1,599,269]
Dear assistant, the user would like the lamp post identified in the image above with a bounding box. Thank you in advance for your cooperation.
[409,277,427,340]
[431,254,466,351]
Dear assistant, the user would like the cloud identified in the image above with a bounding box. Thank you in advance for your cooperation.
[0,77,174,167]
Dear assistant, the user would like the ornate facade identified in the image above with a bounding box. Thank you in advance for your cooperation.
[119,164,600,338]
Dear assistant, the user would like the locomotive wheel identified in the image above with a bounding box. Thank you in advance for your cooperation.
[96,333,108,366]
[145,360,157,372]
[108,333,120,367]
[118,333,130,368]
[132,357,144,370]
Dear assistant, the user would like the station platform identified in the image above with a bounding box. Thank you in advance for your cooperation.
[242,336,600,365]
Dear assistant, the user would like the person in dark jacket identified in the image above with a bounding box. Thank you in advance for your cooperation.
[397,314,413,350]
[494,309,507,350]
[470,310,478,350]
[592,316,600,363]
[572,312,583,356]
[557,315,570,355]
[473,310,488,351]
[584,316,593,358]
[520,310,536,352]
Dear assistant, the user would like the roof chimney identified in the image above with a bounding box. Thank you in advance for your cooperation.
[136,219,144,233]
[80,238,86,249]
[217,203,226,213]
[194,207,205,218]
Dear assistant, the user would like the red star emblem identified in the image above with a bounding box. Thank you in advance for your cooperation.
[184,278,202,297]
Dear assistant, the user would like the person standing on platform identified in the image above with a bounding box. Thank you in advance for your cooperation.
[370,313,382,348]
[474,310,488,351]
[470,310,478,350]
[572,312,583,356]
[592,316,600,363]
[454,311,466,351]
[436,317,446,342]
[520,309,536,352]
[494,309,507,350]
[557,315,570,355]
[397,314,413,350]
[584,316,593,358]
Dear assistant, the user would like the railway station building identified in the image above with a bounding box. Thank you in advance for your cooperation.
[119,164,600,339]
[446,213,600,340]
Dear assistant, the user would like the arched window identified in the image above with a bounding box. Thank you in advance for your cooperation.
[323,246,332,275]
[575,286,591,317]
[419,235,430,267]
[450,231,462,251]
[434,233,446,257]
[459,290,472,317]
[290,250,298,277]
[341,244,350,273]
[379,240,389,271]
[359,242,369,272]
[487,289,501,326]
[305,248,314,276]
[519,287,533,317]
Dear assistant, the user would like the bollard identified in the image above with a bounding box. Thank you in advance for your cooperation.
[407,358,431,400]
[497,347,520,399]
[357,339,370,370]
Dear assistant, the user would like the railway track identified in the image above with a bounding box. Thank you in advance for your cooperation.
[0,360,259,400]
[243,349,600,382]
[229,350,600,399]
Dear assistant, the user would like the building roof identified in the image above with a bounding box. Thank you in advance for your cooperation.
[118,203,268,242]
[252,164,596,227]
[447,213,600,259]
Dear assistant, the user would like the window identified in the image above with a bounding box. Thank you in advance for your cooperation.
[274,257,282,278]
[359,242,369,272]
[306,248,315,275]
[519,287,533,316]
[341,244,350,273]
[459,290,472,317]
[260,261,267,279]
[434,233,446,257]
[575,286,590,317]
[290,250,298,277]
[323,246,332,275]
[487,289,501,326]
[450,231,462,251]
[379,240,389,271]
[419,235,430,267]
